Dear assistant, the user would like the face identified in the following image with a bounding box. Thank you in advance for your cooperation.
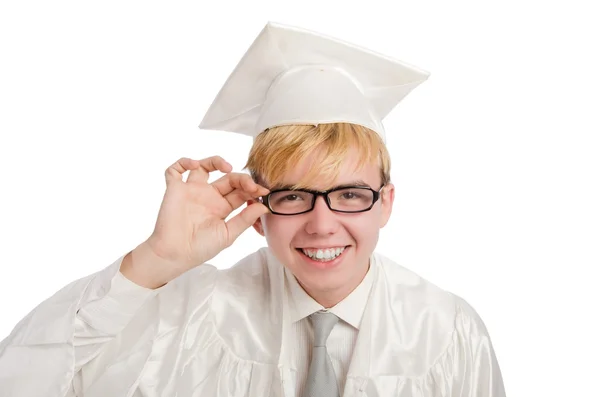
[251,149,395,306]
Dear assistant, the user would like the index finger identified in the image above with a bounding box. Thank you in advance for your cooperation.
[211,172,269,197]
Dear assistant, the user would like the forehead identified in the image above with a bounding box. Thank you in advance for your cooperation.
[272,149,381,190]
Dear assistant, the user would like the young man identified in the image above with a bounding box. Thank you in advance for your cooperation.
[0,22,505,396]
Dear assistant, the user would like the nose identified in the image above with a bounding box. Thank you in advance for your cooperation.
[304,195,340,235]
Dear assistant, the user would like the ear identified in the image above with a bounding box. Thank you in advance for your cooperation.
[379,183,395,228]
[247,199,266,236]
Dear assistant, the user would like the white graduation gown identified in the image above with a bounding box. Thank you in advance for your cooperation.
[0,248,506,396]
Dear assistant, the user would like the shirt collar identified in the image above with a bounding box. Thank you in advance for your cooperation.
[285,260,375,329]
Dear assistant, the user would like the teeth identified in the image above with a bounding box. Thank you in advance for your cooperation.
[301,247,346,261]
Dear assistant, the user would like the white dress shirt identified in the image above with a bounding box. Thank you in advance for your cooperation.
[285,264,375,396]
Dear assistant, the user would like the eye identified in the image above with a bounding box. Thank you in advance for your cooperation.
[270,190,312,205]
[339,190,367,200]
[282,194,301,201]
[275,193,305,203]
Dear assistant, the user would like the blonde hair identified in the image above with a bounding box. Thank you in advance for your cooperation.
[244,123,391,189]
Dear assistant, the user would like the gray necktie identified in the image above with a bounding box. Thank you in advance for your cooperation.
[303,311,340,397]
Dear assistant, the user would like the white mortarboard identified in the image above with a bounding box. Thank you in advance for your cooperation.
[199,21,429,142]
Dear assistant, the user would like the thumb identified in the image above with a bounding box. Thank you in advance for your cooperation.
[225,202,270,243]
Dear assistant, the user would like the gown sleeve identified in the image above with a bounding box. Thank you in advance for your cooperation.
[0,255,161,397]
[450,296,506,397]
[73,266,162,371]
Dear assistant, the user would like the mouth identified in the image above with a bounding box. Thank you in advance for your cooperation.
[295,246,351,269]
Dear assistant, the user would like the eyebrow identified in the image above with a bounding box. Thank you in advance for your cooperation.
[271,180,372,191]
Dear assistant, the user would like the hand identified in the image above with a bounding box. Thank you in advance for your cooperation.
[122,156,270,288]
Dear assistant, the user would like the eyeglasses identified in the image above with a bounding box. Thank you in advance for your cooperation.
[259,185,384,216]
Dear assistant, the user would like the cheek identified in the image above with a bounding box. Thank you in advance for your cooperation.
[347,214,380,246]
[263,217,299,246]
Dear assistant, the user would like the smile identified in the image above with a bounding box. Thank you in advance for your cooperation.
[299,246,347,262]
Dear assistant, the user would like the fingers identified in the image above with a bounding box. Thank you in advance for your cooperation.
[225,202,270,243]
[187,156,232,184]
[222,190,262,213]
[165,157,198,184]
[212,172,269,198]
[165,156,232,185]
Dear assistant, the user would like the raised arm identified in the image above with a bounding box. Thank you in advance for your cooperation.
[0,156,270,397]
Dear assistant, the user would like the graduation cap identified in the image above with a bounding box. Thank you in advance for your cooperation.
[199,21,429,142]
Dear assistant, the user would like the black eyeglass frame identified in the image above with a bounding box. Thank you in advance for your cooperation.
[258,185,385,216]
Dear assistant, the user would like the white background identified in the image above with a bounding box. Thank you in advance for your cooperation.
[1,1,598,395]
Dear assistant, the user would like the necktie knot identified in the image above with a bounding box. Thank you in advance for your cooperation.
[309,311,339,347]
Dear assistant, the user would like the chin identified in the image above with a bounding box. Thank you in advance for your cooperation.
[296,271,341,292]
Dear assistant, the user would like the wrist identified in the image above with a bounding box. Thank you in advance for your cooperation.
[120,241,180,289]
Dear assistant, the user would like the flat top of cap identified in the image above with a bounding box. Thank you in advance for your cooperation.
[199,21,430,139]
